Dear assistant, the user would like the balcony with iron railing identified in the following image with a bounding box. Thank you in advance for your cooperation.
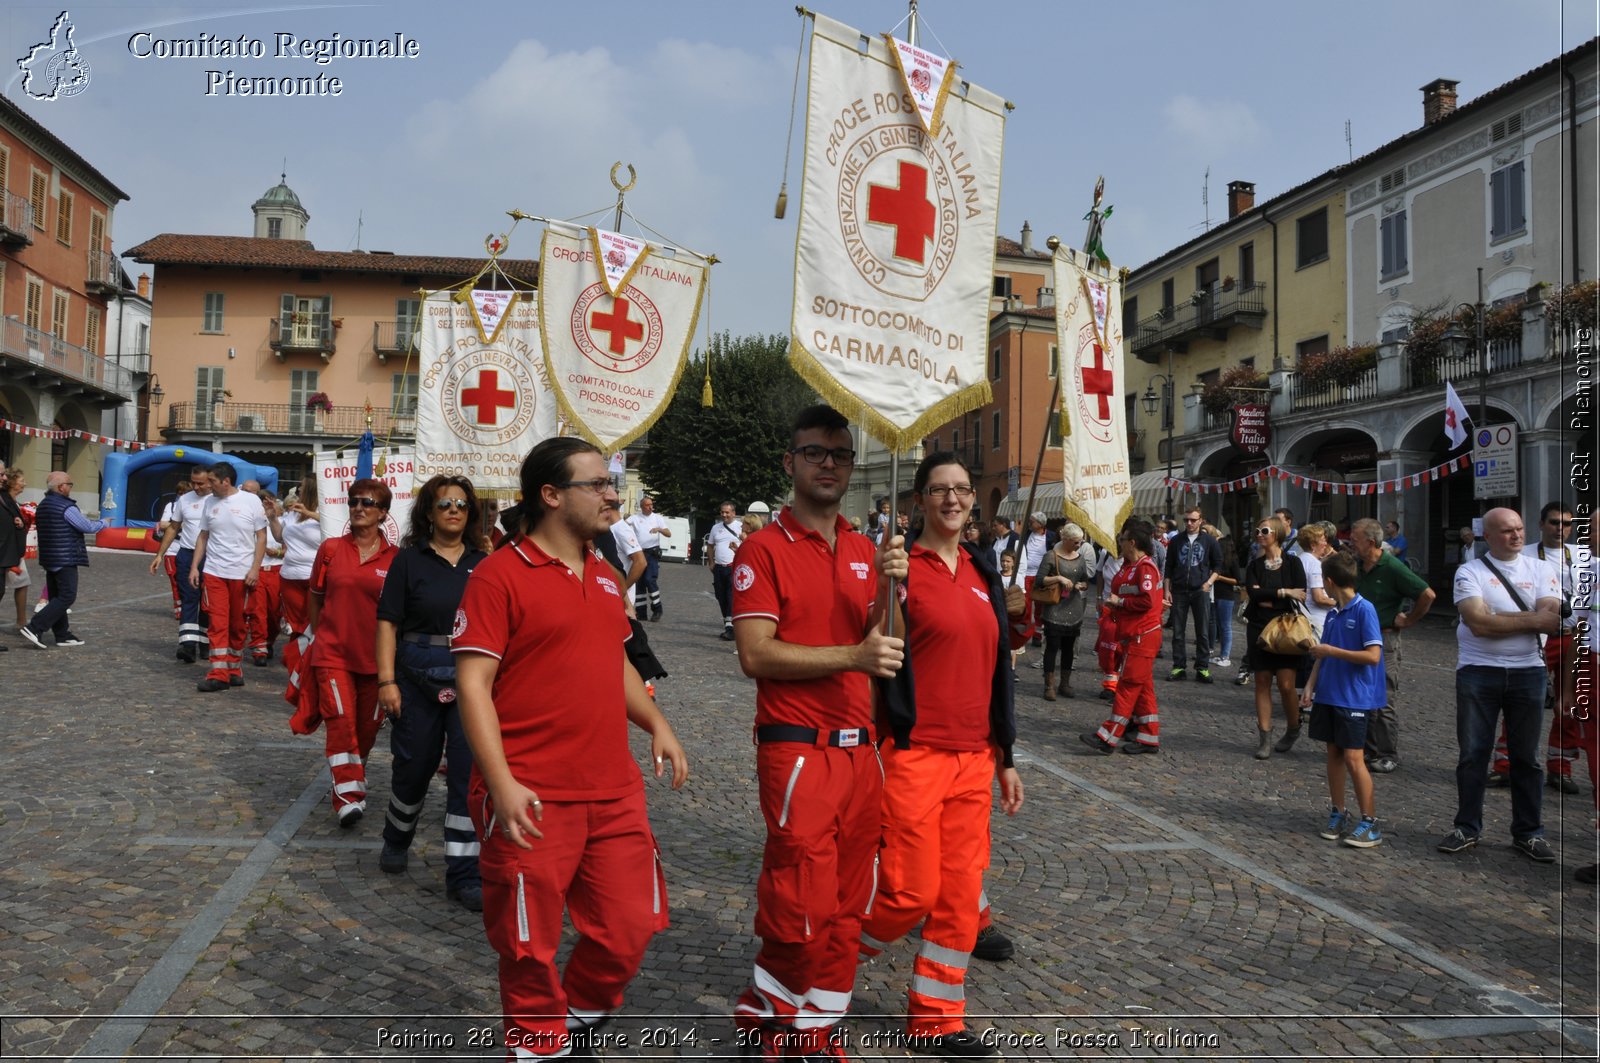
[1,192,34,246]
[1402,336,1523,391]
[372,320,418,362]
[164,400,415,438]
[86,249,122,295]
[0,317,134,400]
[268,313,337,360]
[1130,283,1268,362]
[1287,363,1381,411]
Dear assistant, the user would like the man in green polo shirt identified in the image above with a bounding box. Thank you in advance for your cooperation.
[1352,518,1436,774]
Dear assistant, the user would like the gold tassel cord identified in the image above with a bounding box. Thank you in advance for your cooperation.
[700,274,715,408]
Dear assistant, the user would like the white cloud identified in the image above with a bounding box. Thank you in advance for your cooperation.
[1162,94,1264,152]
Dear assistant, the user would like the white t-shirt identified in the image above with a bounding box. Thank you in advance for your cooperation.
[1453,553,1562,669]
[1099,552,1125,597]
[611,518,643,561]
[1022,531,1047,578]
[159,502,181,557]
[628,511,667,550]
[1301,551,1330,635]
[198,490,268,580]
[173,490,208,551]
[260,525,284,570]
[1524,540,1588,631]
[707,520,741,565]
[279,511,324,581]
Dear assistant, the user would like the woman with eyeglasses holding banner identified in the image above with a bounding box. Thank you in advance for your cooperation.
[305,477,398,827]
[373,475,489,910]
[860,450,1027,1058]
[1244,516,1308,759]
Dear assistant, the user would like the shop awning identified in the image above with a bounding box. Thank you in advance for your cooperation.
[995,481,1064,522]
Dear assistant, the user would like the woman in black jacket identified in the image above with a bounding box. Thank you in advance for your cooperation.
[1243,516,1307,758]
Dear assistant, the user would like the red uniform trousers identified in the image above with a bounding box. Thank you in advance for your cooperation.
[280,578,311,637]
[315,667,382,819]
[245,567,282,661]
[163,555,181,620]
[859,745,994,1037]
[735,739,883,1054]
[1492,634,1582,777]
[1096,628,1162,748]
[468,784,666,1059]
[201,575,249,683]
[1095,606,1122,696]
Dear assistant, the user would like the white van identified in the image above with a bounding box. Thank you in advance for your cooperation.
[657,516,692,563]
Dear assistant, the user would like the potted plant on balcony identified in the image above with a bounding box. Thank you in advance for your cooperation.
[1297,344,1377,394]
[1200,363,1269,415]
[306,391,334,431]
[1545,279,1597,339]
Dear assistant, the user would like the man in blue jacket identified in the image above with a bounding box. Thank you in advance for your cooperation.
[18,471,106,649]
[1163,508,1222,682]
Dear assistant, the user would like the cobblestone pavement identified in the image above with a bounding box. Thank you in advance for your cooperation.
[2,549,1596,1060]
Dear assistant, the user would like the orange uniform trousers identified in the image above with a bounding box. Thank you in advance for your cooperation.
[860,744,995,1037]
[735,740,883,1055]
[245,566,282,660]
[315,667,382,818]
[201,575,248,683]
[469,783,667,1059]
[1096,628,1162,748]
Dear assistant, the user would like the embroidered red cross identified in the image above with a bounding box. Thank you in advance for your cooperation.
[867,161,936,264]
[1080,344,1114,419]
[1445,406,1458,430]
[460,370,516,426]
[589,297,644,355]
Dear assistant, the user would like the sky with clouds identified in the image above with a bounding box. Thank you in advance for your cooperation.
[3,0,1594,338]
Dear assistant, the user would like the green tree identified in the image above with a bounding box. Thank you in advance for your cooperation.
[641,332,816,530]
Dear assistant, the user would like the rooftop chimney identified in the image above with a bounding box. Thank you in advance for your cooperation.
[1421,78,1459,124]
[1037,286,1054,309]
[1226,181,1256,219]
[137,273,150,299]
[1020,220,1033,254]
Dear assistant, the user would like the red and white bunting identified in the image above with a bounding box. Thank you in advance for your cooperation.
[0,418,145,449]
[1161,455,1473,498]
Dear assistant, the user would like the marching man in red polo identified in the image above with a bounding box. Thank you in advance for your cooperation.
[732,404,908,1060]
[455,437,688,1060]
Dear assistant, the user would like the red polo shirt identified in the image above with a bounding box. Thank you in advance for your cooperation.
[904,544,997,751]
[452,536,639,802]
[309,535,398,674]
[732,508,877,730]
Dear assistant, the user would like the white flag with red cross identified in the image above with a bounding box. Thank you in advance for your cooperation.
[790,12,1006,452]
[1444,381,1470,449]
[1055,247,1131,549]
[538,222,708,453]
[415,288,557,493]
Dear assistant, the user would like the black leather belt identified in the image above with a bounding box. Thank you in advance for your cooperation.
[401,632,452,647]
[755,724,873,748]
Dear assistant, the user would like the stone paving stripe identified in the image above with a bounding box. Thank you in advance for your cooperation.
[64,591,174,615]
[72,767,330,1060]
[136,836,259,847]
[1103,841,1201,852]
[1015,750,1598,1053]
[255,740,313,749]
[291,839,383,850]
[1400,1015,1553,1039]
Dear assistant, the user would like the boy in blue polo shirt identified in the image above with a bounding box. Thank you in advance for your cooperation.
[1300,551,1387,848]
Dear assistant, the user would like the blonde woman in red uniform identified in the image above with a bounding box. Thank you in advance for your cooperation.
[1082,520,1166,754]
[860,451,1026,1059]
[307,477,397,827]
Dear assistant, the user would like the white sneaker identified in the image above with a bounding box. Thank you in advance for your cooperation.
[19,626,47,650]
[1213,657,1231,668]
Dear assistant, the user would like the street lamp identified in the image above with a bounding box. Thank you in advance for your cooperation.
[1141,347,1177,516]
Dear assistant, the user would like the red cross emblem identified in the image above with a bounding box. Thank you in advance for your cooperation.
[1445,406,1458,430]
[459,369,516,426]
[867,161,936,264]
[1080,344,1114,420]
[589,297,645,355]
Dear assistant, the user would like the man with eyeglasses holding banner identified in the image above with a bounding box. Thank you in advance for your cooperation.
[730,404,909,1060]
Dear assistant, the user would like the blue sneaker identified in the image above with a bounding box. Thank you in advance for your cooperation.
[1319,807,1353,840]
[1343,817,1383,848]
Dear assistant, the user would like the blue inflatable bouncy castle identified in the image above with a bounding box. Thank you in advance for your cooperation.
[101,445,279,528]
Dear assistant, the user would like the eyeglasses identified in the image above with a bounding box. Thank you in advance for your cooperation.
[924,485,975,500]
[435,498,471,511]
[350,497,383,509]
[1255,527,1273,536]
[558,478,617,494]
[789,445,856,467]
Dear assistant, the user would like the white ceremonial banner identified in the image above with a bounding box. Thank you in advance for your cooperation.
[791,12,1006,452]
[886,36,957,136]
[539,223,706,452]
[317,449,416,544]
[1055,248,1131,550]
[416,288,556,491]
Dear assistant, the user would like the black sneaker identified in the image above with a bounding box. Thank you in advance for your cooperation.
[57,634,85,647]
[1121,741,1159,754]
[1512,836,1556,863]
[719,628,735,642]
[971,924,1014,962]
[196,677,230,692]
[1168,667,1187,681]
[1196,668,1213,684]
[228,674,245,688]
[378,841,408,874]
[1548,774,1581,794]
[177,644,197,664]
[447,881,485,911]
[906,1028,999,1060]
[1079,732,1115,756]
[1436,828,1479,854]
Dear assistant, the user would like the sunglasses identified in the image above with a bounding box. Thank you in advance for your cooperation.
[435,498,471,511]
[349,497,383,509]
[1255,527,1273,536]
